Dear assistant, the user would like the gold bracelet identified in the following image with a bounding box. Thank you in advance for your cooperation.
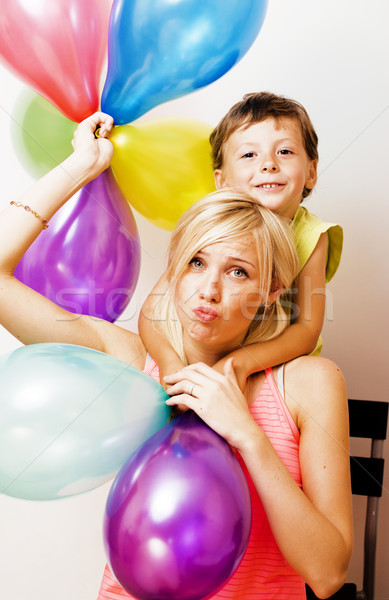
[10,201,49,229]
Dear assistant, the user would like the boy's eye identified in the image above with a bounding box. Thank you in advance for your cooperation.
[278,148,293,155]
[242,151,256,159]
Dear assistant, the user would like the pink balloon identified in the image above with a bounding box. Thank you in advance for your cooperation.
[14,169,141,322]
[0,0,111,122]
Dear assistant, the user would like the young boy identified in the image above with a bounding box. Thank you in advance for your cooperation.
[139,92,343,388]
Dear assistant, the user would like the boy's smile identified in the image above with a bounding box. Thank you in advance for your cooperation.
[214,117,317,220]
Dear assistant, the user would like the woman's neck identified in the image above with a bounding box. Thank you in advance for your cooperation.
[183,337,237,367]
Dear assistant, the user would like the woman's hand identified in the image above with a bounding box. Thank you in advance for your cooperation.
[164,358,258,449]
[71,112,114,179]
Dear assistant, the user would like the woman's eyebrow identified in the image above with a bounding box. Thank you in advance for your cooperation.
[227,255,257,268]
[198,249,256,269]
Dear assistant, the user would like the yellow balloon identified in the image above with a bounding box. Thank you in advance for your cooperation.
[110,118,216,230]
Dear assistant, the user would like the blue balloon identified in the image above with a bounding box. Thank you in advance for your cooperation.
[101,0,268,124]
[0,343,170,500]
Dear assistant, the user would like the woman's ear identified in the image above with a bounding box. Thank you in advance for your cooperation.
[214,169,227,190]
[268,280,285,304]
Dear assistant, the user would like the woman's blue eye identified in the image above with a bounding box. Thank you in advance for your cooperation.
[232,268,248,278]
[189,257,203,268]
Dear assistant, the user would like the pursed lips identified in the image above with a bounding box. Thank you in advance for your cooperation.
[193,306,218,322]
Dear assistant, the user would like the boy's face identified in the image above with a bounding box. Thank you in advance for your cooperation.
[214,117,317,219]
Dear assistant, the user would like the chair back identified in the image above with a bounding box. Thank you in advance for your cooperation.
[306,398,388,600]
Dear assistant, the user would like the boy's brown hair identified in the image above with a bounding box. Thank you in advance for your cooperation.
[210,92,319,200]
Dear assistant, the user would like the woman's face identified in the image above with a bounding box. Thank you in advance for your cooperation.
[175,234,263,357]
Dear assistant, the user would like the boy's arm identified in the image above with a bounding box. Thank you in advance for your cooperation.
[215,233,327,389]
[139,273,185,387]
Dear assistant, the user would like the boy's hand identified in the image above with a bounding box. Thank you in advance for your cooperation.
[160,356,186,390]
[161,356,188,417]
[213,353,251,391]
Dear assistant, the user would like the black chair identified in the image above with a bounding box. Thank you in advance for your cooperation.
[306,398,388,600]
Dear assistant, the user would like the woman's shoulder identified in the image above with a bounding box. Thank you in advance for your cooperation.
[284,356,347,424]
[248,357,346,407]
[248,357,344,393]
[286,355,344,380]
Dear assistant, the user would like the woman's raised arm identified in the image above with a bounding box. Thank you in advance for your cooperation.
[0,113,146,369]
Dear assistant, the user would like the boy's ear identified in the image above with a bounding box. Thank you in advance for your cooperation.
[214,169,227,190]
[306,160,318,190]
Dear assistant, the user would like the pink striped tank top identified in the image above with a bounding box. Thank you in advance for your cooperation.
[97,363,305,600]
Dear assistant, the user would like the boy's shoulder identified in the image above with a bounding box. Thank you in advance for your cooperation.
[292,206,343,281]
[292,205,330,231]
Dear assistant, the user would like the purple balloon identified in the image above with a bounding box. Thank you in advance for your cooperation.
[104,410,251,600]
[14,169,140,322]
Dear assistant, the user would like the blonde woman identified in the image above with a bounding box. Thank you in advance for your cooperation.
[0,114,352,599]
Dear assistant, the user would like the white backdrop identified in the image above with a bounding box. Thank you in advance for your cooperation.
[0,1,388,598]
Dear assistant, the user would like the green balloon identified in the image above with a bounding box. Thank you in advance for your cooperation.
[11,89,77,179]
[0,343,170,501]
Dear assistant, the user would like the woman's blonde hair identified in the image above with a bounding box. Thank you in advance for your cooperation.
[153,189,299,363]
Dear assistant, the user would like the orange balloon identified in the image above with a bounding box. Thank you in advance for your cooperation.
[110,118,216,230]
[0,0,111,122]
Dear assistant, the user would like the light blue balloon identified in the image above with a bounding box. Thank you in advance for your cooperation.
[0,343,170,501]
[101,0,268,124]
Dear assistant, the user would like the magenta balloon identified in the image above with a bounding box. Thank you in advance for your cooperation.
[104,411,251,600]
[0,0,111,122]
[14,170,140,322]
